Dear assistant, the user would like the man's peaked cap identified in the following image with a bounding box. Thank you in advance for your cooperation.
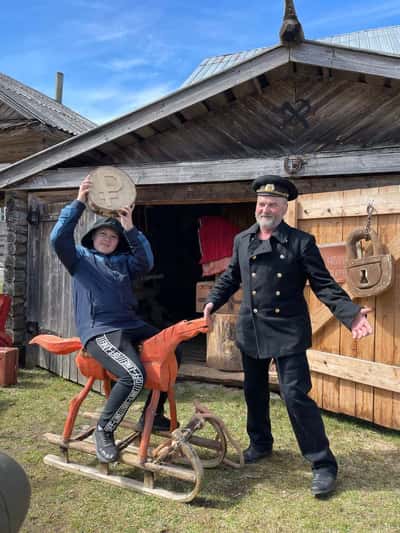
[252,175,298,201]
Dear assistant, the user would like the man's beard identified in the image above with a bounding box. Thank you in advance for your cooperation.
[256,214,280,230]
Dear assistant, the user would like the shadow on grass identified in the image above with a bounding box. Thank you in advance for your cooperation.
[14,379,48,390]
[190,449,306,509]
[323,407,400,434]
[0,399,15,414]
[337,448,400,491]
[15,368,65,390]
[190,442,400,509]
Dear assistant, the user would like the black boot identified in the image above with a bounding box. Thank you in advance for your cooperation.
[243,445,273,464]
[138,390,179,432]
[137,411,176,432]
[311,468,337,497]
[94,425,118,463]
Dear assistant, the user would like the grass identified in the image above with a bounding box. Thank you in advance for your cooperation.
[1,368,400,533]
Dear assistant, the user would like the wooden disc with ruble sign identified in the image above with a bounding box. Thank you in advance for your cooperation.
[87,166,136,217]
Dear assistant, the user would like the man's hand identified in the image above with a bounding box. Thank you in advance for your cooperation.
[77,175,92,204]
[351,307,373,339]
[203,302,214,331]
[118,204,134,231]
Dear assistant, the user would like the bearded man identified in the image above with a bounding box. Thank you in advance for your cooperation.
[204,175,372,497]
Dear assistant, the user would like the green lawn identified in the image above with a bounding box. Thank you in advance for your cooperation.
[1,368,399,533]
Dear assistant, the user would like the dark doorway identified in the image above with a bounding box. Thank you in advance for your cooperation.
[144,204,218,325]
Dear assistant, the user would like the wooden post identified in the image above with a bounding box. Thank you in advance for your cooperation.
[55,72,64,103]
[207,314,243,371]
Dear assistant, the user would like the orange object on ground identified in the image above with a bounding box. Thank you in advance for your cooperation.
[30,318,208,462]
[0,347,19,386]
[0,295,12,347]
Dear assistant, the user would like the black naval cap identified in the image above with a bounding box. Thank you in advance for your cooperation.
[252,175,298,201]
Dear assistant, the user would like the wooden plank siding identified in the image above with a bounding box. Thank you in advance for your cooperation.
[373,210,399,428]
[0,126,68,164]
[28,198,103,392]
[297,185,400,430]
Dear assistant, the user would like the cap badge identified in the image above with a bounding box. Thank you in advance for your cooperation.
[258,184,275,193]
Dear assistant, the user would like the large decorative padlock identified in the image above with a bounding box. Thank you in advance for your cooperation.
[345,228,393,297]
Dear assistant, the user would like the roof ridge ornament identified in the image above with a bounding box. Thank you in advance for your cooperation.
[279,0,305,45]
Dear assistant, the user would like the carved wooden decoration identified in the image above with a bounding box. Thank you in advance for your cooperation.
[279,0,305,44]
[345,228,393,297]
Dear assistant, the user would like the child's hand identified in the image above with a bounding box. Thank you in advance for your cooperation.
[77,175,92,204]
[118,204,134,231]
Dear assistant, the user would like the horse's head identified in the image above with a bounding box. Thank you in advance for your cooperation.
[162,318,208,345]
[141,317,208,364]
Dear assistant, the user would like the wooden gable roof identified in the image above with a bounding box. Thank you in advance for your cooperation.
[0,72,96,136]
[1,39,400,190]
[183,25,400,87]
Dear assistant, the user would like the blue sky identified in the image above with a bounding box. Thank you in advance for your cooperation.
[2,0,400,124]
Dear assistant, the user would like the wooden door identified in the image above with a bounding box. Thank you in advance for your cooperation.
[26,196,100,388]
[296,185,400,430]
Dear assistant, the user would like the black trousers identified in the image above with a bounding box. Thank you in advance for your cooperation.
[87,324,183,432]
[242,351,338,473]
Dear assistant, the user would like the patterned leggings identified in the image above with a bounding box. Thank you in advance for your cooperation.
[86,325,159,432]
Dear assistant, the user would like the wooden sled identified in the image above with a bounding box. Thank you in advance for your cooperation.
[30,317,243,502]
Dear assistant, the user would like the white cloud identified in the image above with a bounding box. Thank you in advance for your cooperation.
[78,22,132,43]
[106,57,150,72]
[71,7,163,45]
[66,83,175,124]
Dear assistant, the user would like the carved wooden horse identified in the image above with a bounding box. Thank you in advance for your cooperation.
[30,317,208,463]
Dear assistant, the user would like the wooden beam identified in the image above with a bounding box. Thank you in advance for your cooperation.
[135,182,253,204]
[31,182,252,205]
[291,41,400,81]
[299,148,400,177]
[311,283,350,335]
[299,185,400,220]
[0,46,289,188]
[8,148,400,191]
[307,349,400,393]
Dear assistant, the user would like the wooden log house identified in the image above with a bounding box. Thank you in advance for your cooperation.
[1,5,400,429]
[0,71,95,165]
[0,71,95,332]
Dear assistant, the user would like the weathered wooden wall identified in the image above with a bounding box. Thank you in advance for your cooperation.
[0,126,68,164]
[121,74,400,163]
[26,198,102,390]
[298,185,400,430]
[0,219,6,285]
[0,95,70,165]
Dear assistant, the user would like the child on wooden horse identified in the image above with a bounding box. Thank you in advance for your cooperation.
[50,175,182,463]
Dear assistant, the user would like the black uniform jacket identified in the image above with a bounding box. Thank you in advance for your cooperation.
[207,221,361,359]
